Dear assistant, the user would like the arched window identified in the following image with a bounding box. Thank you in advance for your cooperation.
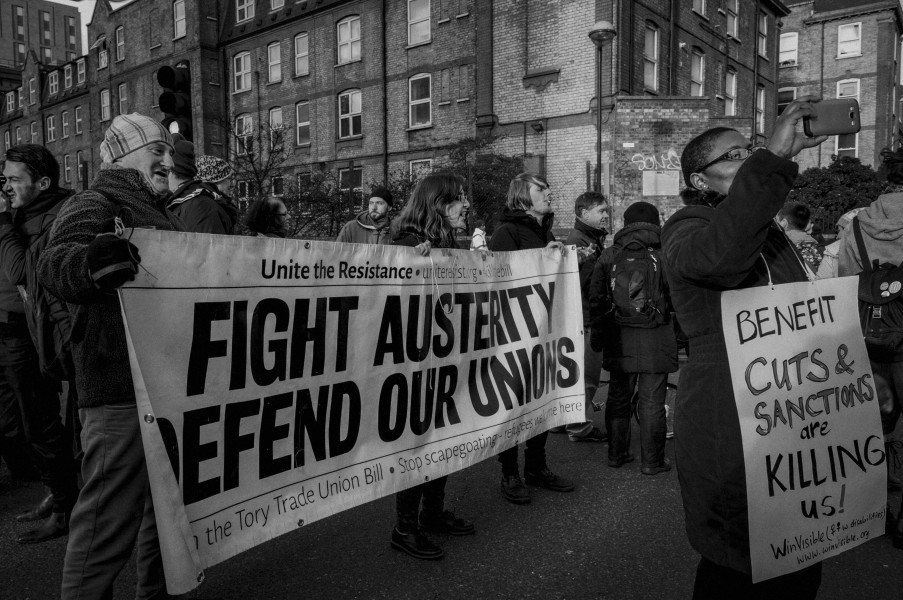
[337,16,361,64]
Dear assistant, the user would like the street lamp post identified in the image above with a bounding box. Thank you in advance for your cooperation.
[589,21,617,194]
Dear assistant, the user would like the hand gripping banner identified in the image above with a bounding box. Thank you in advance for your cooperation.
[118,230,586,593]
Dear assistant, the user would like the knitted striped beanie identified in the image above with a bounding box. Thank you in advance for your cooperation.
[100,113,173,164]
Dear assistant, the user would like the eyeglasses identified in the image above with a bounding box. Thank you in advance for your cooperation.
[694,145,764,174]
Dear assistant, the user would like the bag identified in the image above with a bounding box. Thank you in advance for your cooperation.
[852,218,903,359]
[609,240,669,328]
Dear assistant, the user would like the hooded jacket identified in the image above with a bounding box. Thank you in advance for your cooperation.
[38,164,182,408]
[660,149,808,574]
[167,179,238,235]
[837,191,903,276]
[336,210,392,245]
[487,208,554,252]
[565,218,607,326]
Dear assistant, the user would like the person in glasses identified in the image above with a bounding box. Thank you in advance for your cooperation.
[242,197,289,238]
[660,97,828,599]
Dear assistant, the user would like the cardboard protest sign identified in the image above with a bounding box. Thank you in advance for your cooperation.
[721,277,886,583]
[119,230,585,593]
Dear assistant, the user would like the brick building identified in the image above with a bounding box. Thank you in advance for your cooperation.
[778,0,903,170]
[0,0,82,91]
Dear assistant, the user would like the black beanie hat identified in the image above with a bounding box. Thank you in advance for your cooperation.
[369,186,393,207]
[171,139,197,178]
[623,201,660,226]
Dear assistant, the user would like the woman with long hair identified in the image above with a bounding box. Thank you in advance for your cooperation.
[242,197,288,238]
[388,172,474,560]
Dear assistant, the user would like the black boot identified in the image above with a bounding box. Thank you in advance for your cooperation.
[16,511,69,544]
[607,418,634,468]
[15,492,53,522]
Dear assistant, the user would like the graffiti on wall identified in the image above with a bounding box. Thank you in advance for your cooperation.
[630,148,681,171]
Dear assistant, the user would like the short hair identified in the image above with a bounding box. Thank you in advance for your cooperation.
[574,191,607,216]
[681,127,737,189]
[392,172,465,247]
[777,201,811,231]
[506,172,548,211]
[3,144,60,189]
[244,197,287,237]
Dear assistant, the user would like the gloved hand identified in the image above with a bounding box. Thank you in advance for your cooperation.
[87,233,140,289]
[590,328,605,353]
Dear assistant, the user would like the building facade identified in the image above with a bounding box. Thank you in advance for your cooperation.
[0,0,82,90]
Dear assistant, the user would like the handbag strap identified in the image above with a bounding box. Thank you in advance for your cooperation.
[851,217,873,275]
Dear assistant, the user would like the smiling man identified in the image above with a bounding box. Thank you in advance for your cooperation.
[38,113,183,599]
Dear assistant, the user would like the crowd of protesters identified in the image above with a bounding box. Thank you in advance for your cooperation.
[0,95,900,599]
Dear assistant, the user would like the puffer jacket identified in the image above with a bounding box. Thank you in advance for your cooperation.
[660,148,808,574]
[487,208,554,251]
[336,211,392,245]
[37,164,182,408]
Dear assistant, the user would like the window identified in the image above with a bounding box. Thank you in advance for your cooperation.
[15,43,26,65]
[337,16,362,64]
[726,0,738,38]
[46,116,56,142]
[755,85,765,133]
[837,79,860,101]
[758,12,768,57]
[30,122,37,143]
[28,78,35,104]
[777,88,796,116]
[692,0,705,15]
[5,93,13,113]
[115,27,125,61]
[780,33,798,67]
[271,0,285,9]
[294,33,309,76]
[237,180,255,200]
[3,131,9,152]
[235,114,253,155]
[268,42,282,83]
[77,59,86,84]
[118,83,128,115]
[17,88,23,109]
[408,0,430,45]
[41,11,52,45]
[64,66,73,89]
[237,0,254,23]
[233,52,251,92]
[62,111,70,137]
[409,74,431,127]
[410,159,432,178]
[14,6,25,40]
[42,47,53,64]
[66,16,77,49]
[296,101,310,145]
[76,151,84,181]
[75,106,83,134]
[724,69,737,116]
[836,133,857,158]
[174,0,186,38]
[64,155,71,183]
[100,89,111,121]
[838,23,861,58]
[690,50,705,96]
[15,127,21,144]
[49,72,59,95]
[268,106,283,149]
[99,47,109,69]
[339,167,363,206]
[643,23,659,92]
[272,176,284,197]
[339,90,362,138]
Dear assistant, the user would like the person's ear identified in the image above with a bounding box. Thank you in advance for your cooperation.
[778,217,789,230]
[37,176,51,190]
[689,172,708,191]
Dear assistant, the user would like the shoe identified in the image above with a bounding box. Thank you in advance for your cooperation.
[524,468,575,492]
[390,528,444,560]
[15,492,54,523]
[419,510,475,536]
[16,511,69,544]
[500,475,531,504]
[642,458,673,476]
[608,454,635,468]
[571,426,607,443]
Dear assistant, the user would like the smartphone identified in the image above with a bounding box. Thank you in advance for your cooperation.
[803,98,861,137]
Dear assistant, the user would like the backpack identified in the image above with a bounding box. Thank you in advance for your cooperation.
[608,240,669,328]
[852,218,903,360]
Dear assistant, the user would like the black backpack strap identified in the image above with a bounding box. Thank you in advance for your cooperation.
[852,217,872,275]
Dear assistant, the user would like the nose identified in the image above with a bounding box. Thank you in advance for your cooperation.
[161,152,174,168]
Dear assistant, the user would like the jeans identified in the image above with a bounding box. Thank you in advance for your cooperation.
[693,556,821,599]
[61,403,167,600]
[566,329,601,440]
[395,476,448,532]
[606,370,667,468]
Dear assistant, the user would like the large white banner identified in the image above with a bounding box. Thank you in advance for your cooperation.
[119,230,585,594]
[721,277,886,583]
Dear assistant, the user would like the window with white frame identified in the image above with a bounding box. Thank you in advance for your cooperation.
[5,93,13,113]
[409,74,431,127]
[237,0,254,23]
[49,72,59,95]
[99,46,108,69]
[100,89,111,121]
[408,0,430,45]
[836,133,857,158]
[755,85,765,133]
[337,16,362,64]
[268,42,282,83]
[690,49,705,96]
[837,79,860,101]
[15,127,21,144]
[62,111,70,137]
[837,23,861,58]
[777,87,796,116]
[77,59,86,84]
[296,101,310,145]
[724,69,737,116]
[46,116,56,142]
[64,155,71,183]
[30,122,37,143]
[643,23,659,92]
[64,66,72,89]
[780,33,798,66]
[115,27,125,61]
[174,0,186,38]
[726,0,738,38]
[17,88,23,109]
[77,150,84,181]
[233,52,251,92]
[410,159,432,178]
[271,176,284,197]
[118,83,128,115]
[294,33,309,76]
[338,89,362,138]
[28,78,35,104]
[758,12,768,58]
[271,0,285,9]
[3,131,8,151]
[268,106,283,149]
[75,106,83,133]
[235,114,253,155]
[692,0,705,15]
[339,167,363,206]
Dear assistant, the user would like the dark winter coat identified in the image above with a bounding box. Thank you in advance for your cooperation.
[37,164,182,408]
[391,228,459,250]
[487,208,554,252]
[337,211,392,245]
[565,219,607,327]
[588,223,677,374]
[660,149,809,573]
[167,180,238,235]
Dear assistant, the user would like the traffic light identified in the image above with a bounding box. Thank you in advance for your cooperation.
[156,60,192,141]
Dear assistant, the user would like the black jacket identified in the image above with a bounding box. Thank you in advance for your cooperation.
[487,208,554,251]
[167,180,238,235]
[564,218,607,326]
